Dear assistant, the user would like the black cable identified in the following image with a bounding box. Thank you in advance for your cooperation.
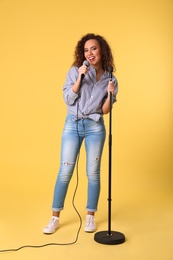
[0,78,83,254]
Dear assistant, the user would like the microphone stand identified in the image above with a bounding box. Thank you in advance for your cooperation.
[94,71,125,245]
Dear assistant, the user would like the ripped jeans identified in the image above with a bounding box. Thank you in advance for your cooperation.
[52,114,106,212]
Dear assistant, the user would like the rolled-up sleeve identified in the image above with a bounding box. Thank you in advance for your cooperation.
[112,78,118,103]
[63,67,79,105]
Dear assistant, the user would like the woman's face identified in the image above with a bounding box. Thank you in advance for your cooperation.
[84,39,102,69]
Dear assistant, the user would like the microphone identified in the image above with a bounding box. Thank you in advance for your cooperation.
[108,66,113,81]
[83,60,90,67]
[81,60,90,82]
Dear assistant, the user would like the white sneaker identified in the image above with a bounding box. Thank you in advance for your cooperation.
[84,215,96,232]
[43,216,60,234]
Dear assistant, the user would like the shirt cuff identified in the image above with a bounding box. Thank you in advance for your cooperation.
[68,88,78,101]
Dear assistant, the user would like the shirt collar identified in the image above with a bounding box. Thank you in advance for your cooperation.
[89,65,108,79]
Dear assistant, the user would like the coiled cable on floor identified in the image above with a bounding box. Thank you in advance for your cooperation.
[0,123,82,253]
[0,154,82,253]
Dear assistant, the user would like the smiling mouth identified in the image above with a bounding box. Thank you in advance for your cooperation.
[89,56,95,62]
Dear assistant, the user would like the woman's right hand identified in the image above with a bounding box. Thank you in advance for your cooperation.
[78,64,89,78]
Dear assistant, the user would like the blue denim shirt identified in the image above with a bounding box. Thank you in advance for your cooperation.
[63,65,118,122]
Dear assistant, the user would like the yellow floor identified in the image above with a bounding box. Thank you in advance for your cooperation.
[0,178,173,260]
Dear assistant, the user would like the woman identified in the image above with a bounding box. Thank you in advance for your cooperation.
[43,33,118,234]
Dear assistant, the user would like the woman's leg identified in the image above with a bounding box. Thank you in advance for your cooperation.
[83,119,106,232]
[84,119,106,213]
[43,116,84,234]
[52,127,83,212]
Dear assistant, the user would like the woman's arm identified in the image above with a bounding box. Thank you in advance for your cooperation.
[72,64,89,93]
[63,65,89,105]
[102,80,117,114]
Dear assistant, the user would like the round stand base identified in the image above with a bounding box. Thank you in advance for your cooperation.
[94,231,125,245]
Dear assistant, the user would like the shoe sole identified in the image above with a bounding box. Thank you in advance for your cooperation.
[84,228,96,233]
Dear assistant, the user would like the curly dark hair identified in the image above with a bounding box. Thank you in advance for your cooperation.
[72,33,115,71]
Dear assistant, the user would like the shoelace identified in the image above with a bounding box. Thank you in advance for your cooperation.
[86,217,95,226]
[47,218,57,227]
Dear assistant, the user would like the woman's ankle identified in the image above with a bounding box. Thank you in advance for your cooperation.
[53,211,60,218]
[87,212,95,216]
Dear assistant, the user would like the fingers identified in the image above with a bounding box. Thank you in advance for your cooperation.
[79,65,88,76]
[108,81,116,94]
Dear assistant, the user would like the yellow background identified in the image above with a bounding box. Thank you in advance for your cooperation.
[0,0,173,259]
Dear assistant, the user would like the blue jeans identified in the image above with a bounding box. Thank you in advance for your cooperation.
[52,114,106,212]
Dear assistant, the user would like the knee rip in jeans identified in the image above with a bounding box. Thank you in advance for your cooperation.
[63,161,74,166]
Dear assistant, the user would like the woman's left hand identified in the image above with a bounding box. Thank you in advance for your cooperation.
[108,80,116,95]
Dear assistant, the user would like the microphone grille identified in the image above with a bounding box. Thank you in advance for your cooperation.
[83,60,90,67]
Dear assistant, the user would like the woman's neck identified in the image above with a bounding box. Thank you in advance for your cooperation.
[95,67,104,82]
